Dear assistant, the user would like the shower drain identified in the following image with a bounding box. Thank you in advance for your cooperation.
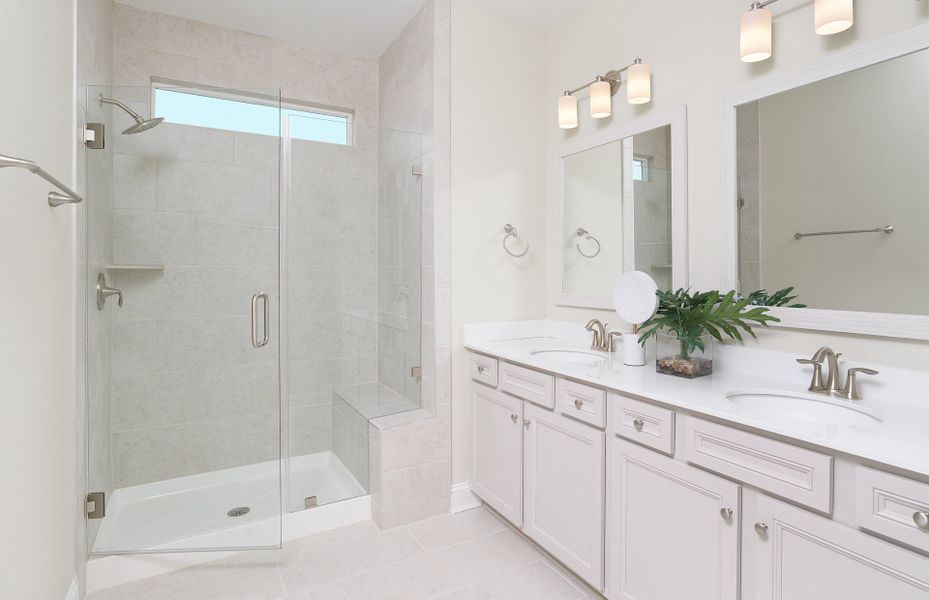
[227,506,250,518]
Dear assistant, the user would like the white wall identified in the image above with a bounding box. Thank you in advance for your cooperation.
[0,0,76,598]
[450,1,548,483]
[544,0,929,367]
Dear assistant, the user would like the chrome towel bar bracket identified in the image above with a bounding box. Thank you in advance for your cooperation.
[0,152,82,206]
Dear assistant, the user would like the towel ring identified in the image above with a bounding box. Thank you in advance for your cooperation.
[503,223,529,258]
[576,227,601,258]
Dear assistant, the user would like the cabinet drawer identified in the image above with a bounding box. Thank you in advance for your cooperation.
[855,466,929,553]
[470,353,498,387]
[499,361,555,408]
[556,378,606,428]
[610,393,675,454]
[683,417,833,513]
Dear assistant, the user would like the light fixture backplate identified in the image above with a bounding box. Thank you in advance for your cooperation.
[603,70,622,96]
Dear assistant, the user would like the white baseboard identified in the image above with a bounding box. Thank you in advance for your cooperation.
[86,495,371,594]
[450,482,482,514]
[65,579,79,600]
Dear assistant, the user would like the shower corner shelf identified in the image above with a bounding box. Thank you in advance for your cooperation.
[105,263,164,271]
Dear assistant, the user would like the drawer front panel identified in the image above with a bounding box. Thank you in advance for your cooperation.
[610,393,675,455]
[499,361,555,408]
[556,378,606,428]
[856,466,929,553]
[470,353,499,387]
[683,417,833,513]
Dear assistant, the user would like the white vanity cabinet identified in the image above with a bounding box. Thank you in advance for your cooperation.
[466,349,929,600]
[523,402,604,587]
[747,493,929,599]
[470,382,523,526]
[610,438,740,600]
[469,356,606,590]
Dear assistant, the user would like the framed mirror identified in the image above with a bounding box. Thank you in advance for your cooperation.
[556,108,688,309]
[722,24,929,340]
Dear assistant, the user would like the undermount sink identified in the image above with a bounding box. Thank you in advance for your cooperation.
[530,349,606,363]
[726,389,883,427]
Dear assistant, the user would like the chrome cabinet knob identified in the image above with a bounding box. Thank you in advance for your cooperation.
[510,413,518,423]
[720,508,733,521]
[754,522,768,536]
[633,418,645,431]
[477,365,486,374]
[914,511,929,530]
[523,419,531,428]
[574,398,584,409]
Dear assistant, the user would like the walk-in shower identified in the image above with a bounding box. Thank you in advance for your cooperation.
[83,83,423,555]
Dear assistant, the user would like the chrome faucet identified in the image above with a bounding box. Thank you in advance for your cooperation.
[585,319,608,351]
[796,346,879,400]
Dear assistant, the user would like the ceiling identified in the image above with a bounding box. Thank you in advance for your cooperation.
[119,0,589,58]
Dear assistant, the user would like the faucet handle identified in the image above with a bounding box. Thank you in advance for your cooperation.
[845,367,879,401]
[796,358,825,391]
[607,331,623,353]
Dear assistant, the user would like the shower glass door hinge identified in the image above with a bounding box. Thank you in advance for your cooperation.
[86,492,106,519]
[84,123,105,149]
[411,162,423,176]
[411,366,422,379]
[304,496,317,509]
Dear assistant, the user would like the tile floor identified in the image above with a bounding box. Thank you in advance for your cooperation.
[87,506,604,600]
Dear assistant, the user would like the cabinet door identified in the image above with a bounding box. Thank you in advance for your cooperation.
[470,383,523,526]
[610,438,740,600]
[750,494,929,600]
[524,403,605,590]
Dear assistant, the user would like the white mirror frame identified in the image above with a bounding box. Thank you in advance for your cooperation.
[721,24,929,340]
[555,107,689,309]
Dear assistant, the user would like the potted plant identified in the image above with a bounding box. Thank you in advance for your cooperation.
[638,288,784,378]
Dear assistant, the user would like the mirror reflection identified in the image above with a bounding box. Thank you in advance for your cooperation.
[562,125,673,299]
[736,48,929,315]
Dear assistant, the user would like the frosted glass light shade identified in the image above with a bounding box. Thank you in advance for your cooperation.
[740,7,772,63]
[626,62,651,105]
[815,0,853,35]
[559,93,578,129]
[590,78,612,118]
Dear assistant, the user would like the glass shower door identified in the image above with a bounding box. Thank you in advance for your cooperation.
[84,84,283,554]
[283,115,423,512]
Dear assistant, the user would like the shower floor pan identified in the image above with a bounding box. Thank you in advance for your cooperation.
[92,451,364,554]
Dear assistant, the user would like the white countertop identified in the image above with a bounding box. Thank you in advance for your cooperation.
[464,320,929,479]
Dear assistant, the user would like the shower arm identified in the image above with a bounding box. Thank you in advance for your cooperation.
[0,153,82,206]
[99,94,145,123]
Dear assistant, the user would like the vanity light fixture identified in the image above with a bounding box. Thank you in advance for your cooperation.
[559,92,579,129]
[557,58,651,129]
[740,0,853,63]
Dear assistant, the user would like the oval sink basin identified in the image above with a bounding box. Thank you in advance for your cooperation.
[530,349,606,363]
[726,389,883,427]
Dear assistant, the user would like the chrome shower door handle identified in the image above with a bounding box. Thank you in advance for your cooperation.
[251,292,269,348]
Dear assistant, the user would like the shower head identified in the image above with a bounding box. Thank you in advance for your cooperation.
[122,117,164,135]
[98,93,164,135]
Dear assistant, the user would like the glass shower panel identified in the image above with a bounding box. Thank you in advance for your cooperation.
[85,84,283,554]
[284,116,421,512]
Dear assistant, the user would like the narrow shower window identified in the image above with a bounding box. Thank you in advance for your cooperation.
[152,85,352,145]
